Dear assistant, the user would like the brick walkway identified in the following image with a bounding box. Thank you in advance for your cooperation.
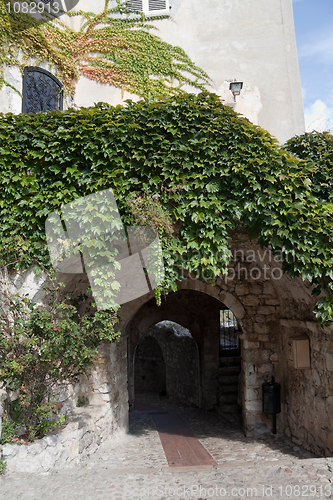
[1,394,333,500]
[146,408,217,467]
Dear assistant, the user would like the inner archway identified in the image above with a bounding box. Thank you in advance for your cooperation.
[133,321,201,408]
[134,335,166,396]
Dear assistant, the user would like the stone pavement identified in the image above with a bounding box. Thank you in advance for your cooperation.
[1,395,332,500]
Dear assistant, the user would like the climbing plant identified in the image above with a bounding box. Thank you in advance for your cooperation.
[284,131,333,321]
[284,131,333,203]
[1,92,333,321]
[0,0,209,96]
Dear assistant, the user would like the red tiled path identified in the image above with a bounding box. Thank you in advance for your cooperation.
[133,402,217,467]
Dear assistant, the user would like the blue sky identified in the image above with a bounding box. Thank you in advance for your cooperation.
[292,0,333,131]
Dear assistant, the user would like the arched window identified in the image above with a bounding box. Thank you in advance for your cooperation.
[22,67,63,114]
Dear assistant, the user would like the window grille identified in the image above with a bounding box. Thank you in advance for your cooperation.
[126,0,169,15]
[22,67,63,114]
[220,309,239,350]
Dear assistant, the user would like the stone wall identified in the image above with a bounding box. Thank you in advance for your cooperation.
[2,231,333,462]
[0,337,129,473]
[281,320,333,457]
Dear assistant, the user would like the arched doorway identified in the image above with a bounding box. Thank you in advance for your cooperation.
[127,288,244,418]
[219,308,242,416]
[133,321,201,408]
[134,335,167,395]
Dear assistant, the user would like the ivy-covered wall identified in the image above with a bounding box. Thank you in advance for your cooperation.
[0,92,333,458]
[0,92,332,320]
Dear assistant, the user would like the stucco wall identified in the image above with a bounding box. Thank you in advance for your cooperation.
[0,0,305,143]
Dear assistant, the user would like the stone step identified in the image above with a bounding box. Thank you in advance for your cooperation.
[219,365,241,376]
[219,403,241,413]
[219,383,239,394]
[219,393,238,404]
[219,356,241,367]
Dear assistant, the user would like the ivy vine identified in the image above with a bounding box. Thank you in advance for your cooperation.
[1,92,333,321]
[0,0,209,97]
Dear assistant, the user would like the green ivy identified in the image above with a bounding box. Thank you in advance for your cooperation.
[0,0,209,97]
[0,92,333,321]
[0,281,119,442]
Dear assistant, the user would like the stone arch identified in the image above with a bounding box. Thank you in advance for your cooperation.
[133,321,201,407]
[7,229,333,454]
[133,335,167,395]
[124,285,251,418]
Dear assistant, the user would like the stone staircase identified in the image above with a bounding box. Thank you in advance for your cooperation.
[218,353,241,414]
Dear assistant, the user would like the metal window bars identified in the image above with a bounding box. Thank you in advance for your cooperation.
[220,309,239,350]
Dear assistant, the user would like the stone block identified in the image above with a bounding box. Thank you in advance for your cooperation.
[243,340,260,349]
[235,284,249,295]
[15,444,28,459]
[244,400,262,411]
[257,306,276,315]
[1,443,18,457]
[264,298,280,306]
[43,435,58,447]
[27,440,48,456]
[68,440,79,462]
[249,283,263,295]
[326,352,333,372]
[263,282,275,295]
[37,449,56,471]
[242,295,260,306]
[244,387,259,401]
[258,334,270,342]
[254,323,270,334]
[255,315,266,323]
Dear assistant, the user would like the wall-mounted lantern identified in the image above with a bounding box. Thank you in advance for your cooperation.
[229,81,243,102]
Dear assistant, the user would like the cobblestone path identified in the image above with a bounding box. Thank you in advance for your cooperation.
[1,396,332,500]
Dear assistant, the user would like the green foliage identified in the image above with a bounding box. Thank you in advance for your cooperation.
[76,395,89,407]
[0,93,333,321]
[0,280,119,442]
[0,456,6,474]
[284,131,333,202]
[0,0,209,97]
[284,131,333,321]
[0,412,18,444]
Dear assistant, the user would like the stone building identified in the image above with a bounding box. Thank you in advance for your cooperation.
[2,227,333,472]
[2,0,332,473]
[1,0,304,143]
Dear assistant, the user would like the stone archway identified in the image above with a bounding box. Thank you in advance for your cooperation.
[134,335,167,395]
[134,321,201,408]
[8,230,333,456]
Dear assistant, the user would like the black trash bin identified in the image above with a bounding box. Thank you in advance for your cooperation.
[262,376,281,433]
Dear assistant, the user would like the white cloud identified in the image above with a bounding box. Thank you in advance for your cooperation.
[299,31,333,64]
[304,99,333,132]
